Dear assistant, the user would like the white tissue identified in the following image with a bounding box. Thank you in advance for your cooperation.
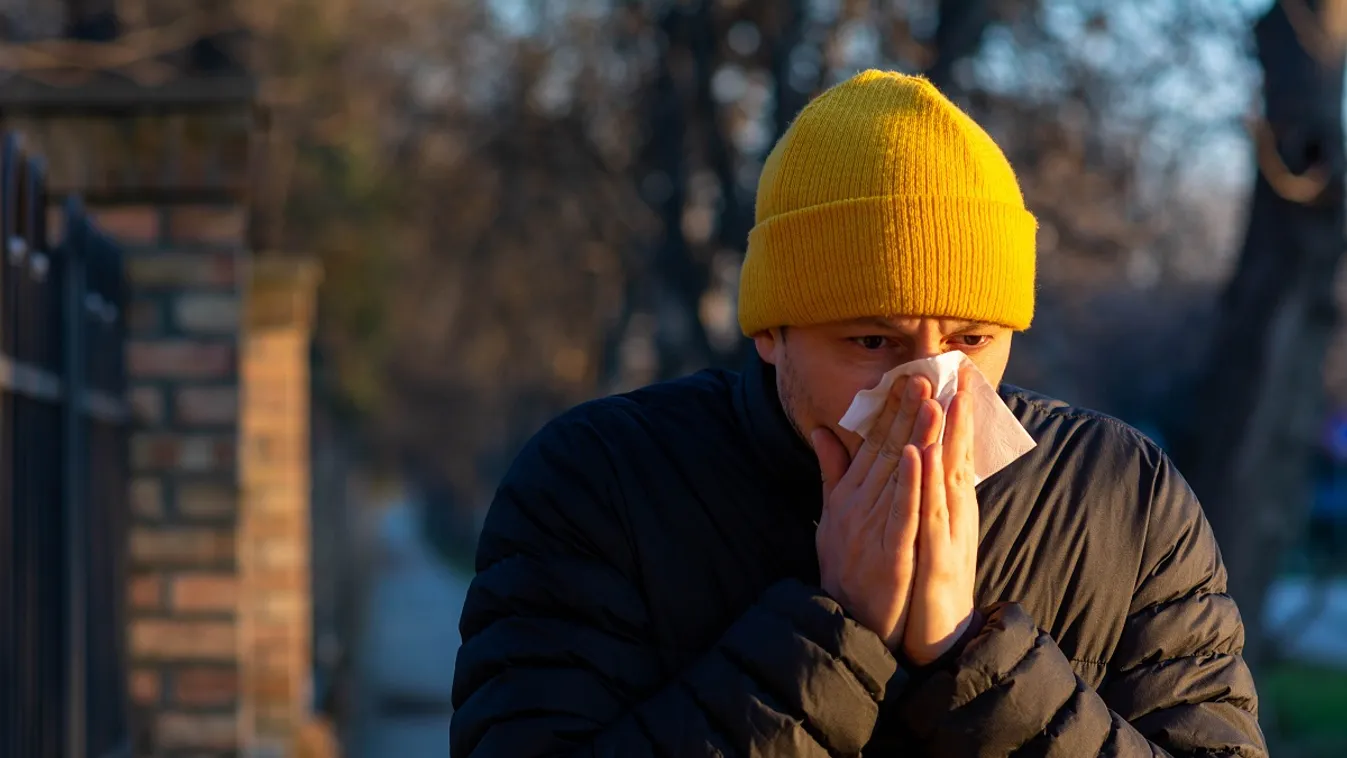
[837,352,1036,484]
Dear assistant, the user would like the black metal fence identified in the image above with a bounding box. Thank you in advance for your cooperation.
[0,132,131,757]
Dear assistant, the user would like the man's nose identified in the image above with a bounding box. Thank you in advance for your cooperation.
[911,339,944,362]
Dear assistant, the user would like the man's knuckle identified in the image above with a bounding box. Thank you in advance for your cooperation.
[948,467,970,489]
[889,497,911,517]
[876,443,902,460]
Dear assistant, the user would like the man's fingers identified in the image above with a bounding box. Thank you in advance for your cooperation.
[860,376,911,452]
[919,442,949,573]
[811,427,851,503]
[944,391,979,543]
[869,464,899,534]
[958,361,976,391]
[885,376,930,455]
[910,398,943,449]
[883,445,922,556]
[856,377,926,498]
[850,377,909,484]
[944,391,973,477]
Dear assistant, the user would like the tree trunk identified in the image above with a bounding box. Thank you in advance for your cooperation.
[925,0,995,93]
[769,0,810,140]
[649,3,718,381]
[1164,0,1346,674]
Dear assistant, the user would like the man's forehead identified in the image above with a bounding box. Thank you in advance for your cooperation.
[837,316,993,332]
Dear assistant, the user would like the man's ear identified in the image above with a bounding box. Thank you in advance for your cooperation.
[753,327,785,366]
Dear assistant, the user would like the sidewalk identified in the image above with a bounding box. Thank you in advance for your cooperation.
[1263,575,1347,669]
[349,502,471,758]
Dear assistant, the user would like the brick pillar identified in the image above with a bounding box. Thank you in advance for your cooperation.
[239,258,320,757]
[0,99,318,757]
[114,202,248,757]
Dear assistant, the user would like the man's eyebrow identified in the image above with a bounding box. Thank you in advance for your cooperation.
[837,316,910,332]
[851,316,901,330]
[947,320,994,333]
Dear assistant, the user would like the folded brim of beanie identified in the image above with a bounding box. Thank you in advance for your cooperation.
[737,194,1038,334]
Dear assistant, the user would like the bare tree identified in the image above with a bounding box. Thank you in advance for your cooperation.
[1163,0,1347,672]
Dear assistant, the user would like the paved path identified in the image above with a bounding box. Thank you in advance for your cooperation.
[1263,575,1347,668]
[349,503,470,758]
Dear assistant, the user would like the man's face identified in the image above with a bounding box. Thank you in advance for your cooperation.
[753,316,1014,458]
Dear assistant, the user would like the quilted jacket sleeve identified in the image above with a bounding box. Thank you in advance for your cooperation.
[449,412,898,757]
[899,452,1268,757]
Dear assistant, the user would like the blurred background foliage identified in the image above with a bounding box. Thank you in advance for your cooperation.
[273,0,1259,505]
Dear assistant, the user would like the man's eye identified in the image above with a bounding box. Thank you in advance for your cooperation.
[853,336,889,350]
[954,335,992,348]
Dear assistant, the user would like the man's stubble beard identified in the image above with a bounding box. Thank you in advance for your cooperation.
[775,352,811,445]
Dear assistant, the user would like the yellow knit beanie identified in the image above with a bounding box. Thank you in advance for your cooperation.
[738,69,1037,335]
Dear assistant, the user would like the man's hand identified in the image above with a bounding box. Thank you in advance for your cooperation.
[902,363,980,666]
[812,375,942,649]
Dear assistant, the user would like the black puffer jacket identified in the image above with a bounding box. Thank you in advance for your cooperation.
[450,359,1267,757]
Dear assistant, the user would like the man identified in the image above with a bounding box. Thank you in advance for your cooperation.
[450,70,1267,756]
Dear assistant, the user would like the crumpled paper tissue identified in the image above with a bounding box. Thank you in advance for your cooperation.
[837,351,1037,484]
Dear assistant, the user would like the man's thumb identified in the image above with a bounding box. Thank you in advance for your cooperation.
[810,426,850,492]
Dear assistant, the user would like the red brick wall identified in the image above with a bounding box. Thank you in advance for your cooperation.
[101,204,247,756]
